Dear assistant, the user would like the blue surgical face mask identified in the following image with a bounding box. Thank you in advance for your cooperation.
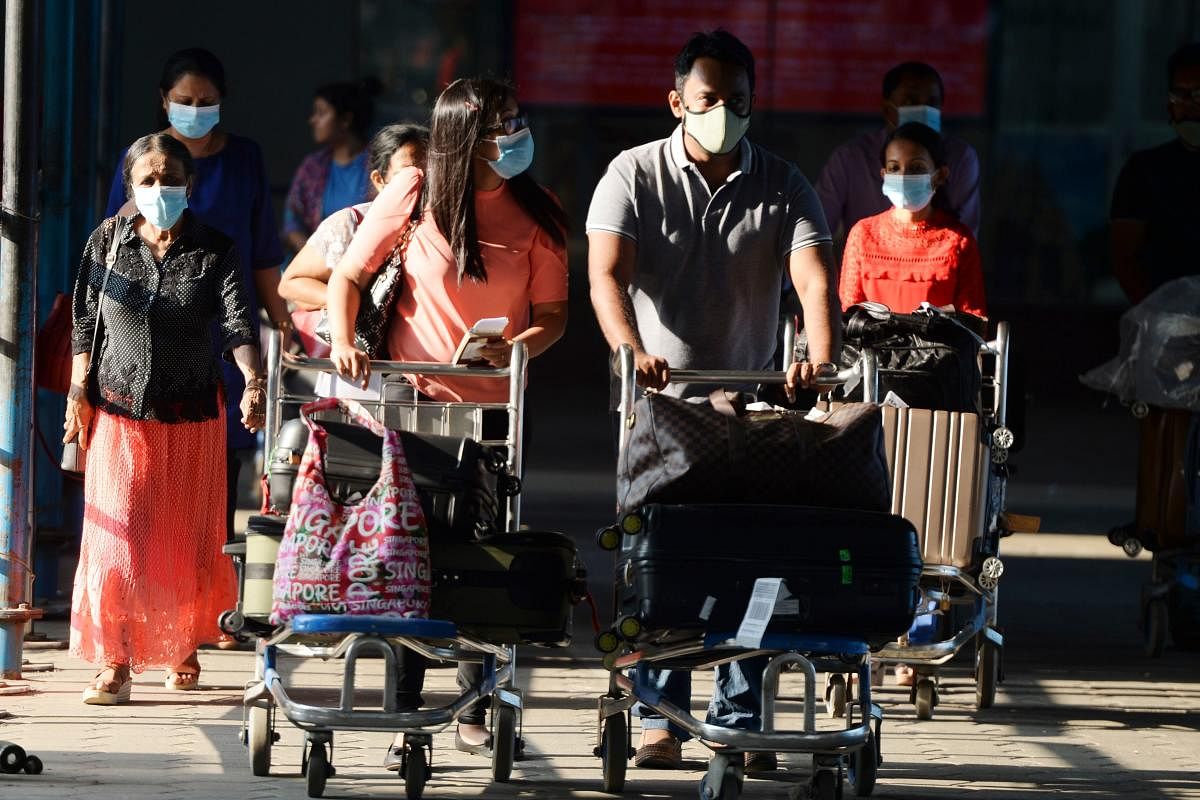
[134,185,189,229]
[896,104,941,133]
[168,101,221,139]
[882,173,935,212]
[484,127,534,180]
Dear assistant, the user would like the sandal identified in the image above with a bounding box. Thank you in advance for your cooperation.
[634,734,682,769]
[165,654,202,691]
[82,665,132,706]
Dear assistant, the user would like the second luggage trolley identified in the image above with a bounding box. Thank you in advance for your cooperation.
[846,310,1015,719]
[592,342,922,800]
[221,333,577,799]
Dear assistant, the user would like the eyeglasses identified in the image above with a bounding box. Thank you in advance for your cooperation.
[1169,87,1200,105]
[487,114,529,136]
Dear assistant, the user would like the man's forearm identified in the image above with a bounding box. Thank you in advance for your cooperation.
[800,284,840,364]
[590,275,644,353]
[792,243,842,364]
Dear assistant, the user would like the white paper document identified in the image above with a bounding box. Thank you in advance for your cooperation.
[315,371,383,401]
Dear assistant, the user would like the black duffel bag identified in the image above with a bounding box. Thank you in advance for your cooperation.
[617,392,890,513]
[267,417,519,540]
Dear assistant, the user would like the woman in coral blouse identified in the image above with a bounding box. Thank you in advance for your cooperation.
[838,122,986,318]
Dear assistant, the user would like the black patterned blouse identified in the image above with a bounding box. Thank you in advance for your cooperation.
[71,213,256,423]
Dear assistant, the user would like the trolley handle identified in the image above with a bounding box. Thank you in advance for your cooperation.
[263,332,530,531]
[614,343,857,455]
[279,354,519,379]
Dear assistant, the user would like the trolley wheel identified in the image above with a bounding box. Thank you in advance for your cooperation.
[600,713,627,794]
[847,729,878,796]
[914,679,937,720]
[810,768,838,800]
[619,512,644,536]
[492,705,517,783]
[305,741,330,798]
[616,614,643,642]
[404,743,428,800]
[0,743,26,774]
[247,703,273,776]
[596,630,621,654]
[699,767,742,800]
[975,638,999,710]
[597,526,622,551]
[1144,599,1169,658]
[826,674,848,719]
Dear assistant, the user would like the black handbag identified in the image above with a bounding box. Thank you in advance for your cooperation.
[315,215,418,358]
[617,390,891,513]
[798,306,985,413]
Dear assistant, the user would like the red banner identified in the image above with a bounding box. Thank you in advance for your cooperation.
[514,0,989,115]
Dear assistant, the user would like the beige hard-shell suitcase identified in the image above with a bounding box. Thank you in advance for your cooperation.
[879,406,990,569]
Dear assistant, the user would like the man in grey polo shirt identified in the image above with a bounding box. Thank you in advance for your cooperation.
[587,30,840,772]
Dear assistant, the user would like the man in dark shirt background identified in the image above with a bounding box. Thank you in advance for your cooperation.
[1111,42,1200,303]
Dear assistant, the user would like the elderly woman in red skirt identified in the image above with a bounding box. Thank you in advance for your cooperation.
[65,132,266,704]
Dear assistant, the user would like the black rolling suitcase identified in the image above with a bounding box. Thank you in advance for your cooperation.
[428,531,585,646]
[616,504,922,649]
[267,417,518,539]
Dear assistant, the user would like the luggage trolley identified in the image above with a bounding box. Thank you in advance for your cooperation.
[221,331,533,799]
[1106,406,1200,658]
[592,340,920,800]
[848,310,1014,719]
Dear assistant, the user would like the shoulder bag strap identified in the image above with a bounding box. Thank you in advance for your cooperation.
[86,217,128,385]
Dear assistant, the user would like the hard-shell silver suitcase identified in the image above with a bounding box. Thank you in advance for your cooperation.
[879,406,991,570]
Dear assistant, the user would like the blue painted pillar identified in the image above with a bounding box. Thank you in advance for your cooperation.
[0,0,43,677]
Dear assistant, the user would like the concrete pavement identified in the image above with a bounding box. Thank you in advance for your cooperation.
[2,531,1198,799]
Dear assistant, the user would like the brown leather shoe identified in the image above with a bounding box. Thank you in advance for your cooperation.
[634,736,682,769]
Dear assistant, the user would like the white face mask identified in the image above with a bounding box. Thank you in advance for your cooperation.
[896,104,942,132]
[882,174,936,212]
[682,104,750,155]
[134,185,189,229]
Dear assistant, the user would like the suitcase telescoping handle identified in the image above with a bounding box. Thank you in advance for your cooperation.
[613,342,858,457]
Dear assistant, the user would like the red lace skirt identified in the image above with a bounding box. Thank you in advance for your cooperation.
[69,408,237,672]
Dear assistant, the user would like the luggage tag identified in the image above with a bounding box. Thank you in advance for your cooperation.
[734,577,793,648]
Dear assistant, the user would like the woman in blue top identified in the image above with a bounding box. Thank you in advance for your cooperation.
[281,80,379,256]
[104,47,289,538]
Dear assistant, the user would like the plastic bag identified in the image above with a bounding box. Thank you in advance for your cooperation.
[1080,276,1200,411]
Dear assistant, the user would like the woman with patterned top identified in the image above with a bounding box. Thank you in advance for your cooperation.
[67,133,266,704]
[281,79,383,256]
[838,122,987,318]
[279,123,429,356]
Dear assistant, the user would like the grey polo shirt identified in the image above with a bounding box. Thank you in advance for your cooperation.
[587,126,830,397]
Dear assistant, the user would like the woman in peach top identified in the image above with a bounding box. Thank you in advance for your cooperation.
[328,78,568,398]
[326,77,568,766]
[838,122,986,318]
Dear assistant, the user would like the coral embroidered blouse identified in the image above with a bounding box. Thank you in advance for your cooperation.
[338,166,568,403]
[838,208,986,317]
